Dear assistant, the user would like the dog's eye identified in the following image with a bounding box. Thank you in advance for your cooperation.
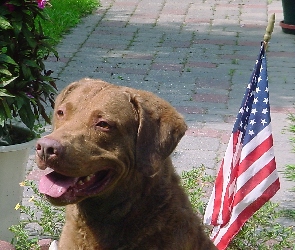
[56,110,64,117]
[96,121,112,131]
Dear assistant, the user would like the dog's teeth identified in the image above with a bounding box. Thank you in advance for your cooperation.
[78,180,84,185]
[85,174,94,182]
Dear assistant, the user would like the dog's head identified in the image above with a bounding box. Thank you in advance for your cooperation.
[36,78,187,205]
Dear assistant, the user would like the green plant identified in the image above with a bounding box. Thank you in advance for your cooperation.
[228,68,236,77]
[281,208,295,221]
[181,165,214,216]
[10,166,295,249]
[231,58,239,65]
[285,164,295,184]
[228,202,295,249]
[280,114,295,221]
[181,165,295,249]
[0,0,58,146]
[37,0,100,45]
[10,180,65,250]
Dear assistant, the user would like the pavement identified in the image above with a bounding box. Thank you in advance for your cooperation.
[24,0,295,225]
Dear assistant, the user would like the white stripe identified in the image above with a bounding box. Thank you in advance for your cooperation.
[204,133,234,225]
[218,132,244,225]
[237,146,275,191]
[212,170,279,245]
[203,188,215,224]
[204,134,234,225]
[204,132,243,225]
[240,123,272,162]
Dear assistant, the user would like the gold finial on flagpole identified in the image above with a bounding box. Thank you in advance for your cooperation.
[263,13,275,49]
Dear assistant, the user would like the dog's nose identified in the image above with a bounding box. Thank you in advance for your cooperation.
[36,137,63,163]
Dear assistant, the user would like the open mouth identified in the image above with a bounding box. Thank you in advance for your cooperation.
[39,169,113,201]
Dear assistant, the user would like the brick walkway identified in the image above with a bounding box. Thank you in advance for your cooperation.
[25,0,295,224]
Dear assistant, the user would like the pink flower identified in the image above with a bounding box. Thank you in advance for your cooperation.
[37,0,47,9]
[4,2,15,12]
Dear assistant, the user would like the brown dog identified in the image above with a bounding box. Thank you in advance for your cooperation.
[35,78,217,250]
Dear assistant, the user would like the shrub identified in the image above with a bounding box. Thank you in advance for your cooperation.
[0,0,58,145]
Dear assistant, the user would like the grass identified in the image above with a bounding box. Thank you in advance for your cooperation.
[182,166,295,250]
[10,181,65,250]
[280,114,295,221]
[38,0,100,45]
[10,166,295,249]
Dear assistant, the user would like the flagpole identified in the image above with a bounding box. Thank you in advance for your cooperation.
[203,12,280,249]
[263,13,275,49]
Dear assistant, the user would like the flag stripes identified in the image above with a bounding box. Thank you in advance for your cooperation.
[203,43,280,249]
[211,176,280,250]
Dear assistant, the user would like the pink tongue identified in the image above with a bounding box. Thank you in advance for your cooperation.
[39,171,79,198]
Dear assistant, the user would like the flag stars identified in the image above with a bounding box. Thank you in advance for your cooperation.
[203,47,279,249]
[251,108,257,115]
[249,119,256,125]
[263,98,269,104]
[261,119,267,126]
[240,121,243,128]
[253,97,258,104]
[262,108,268,114]
[248,130,255,136]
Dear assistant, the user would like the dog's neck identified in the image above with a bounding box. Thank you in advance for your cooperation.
[63,159,178,249]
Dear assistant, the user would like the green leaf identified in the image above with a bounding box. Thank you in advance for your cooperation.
[0,89,15,97]
[21,64,32,80]
[0,16,12,30]
[0,68,12,77]
[12,20,23,37]
[15,94,25,109]
[22,24,37,49]
[0,76,18,87]
[18,101,35,129]
[0,54,18,65]
[39,40,59,59]
[1,99,12,118]
[23,59,41,69]
[0,114,5,127]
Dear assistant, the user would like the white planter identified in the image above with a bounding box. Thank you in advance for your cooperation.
[0,139,35,241]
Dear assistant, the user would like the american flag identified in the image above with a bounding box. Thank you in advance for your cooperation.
[203,42,280,250]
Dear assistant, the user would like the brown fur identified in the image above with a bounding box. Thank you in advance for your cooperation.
[35,78,217,250]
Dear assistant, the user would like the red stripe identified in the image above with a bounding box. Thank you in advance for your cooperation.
[214,178,280,250]
[222,132,241,224]
[233,158,276,206]
[236,135,273,175]
[211,132,241,226]
[222,172,235,226]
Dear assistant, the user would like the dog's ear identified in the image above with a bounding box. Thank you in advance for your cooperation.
[129,90,187,177]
